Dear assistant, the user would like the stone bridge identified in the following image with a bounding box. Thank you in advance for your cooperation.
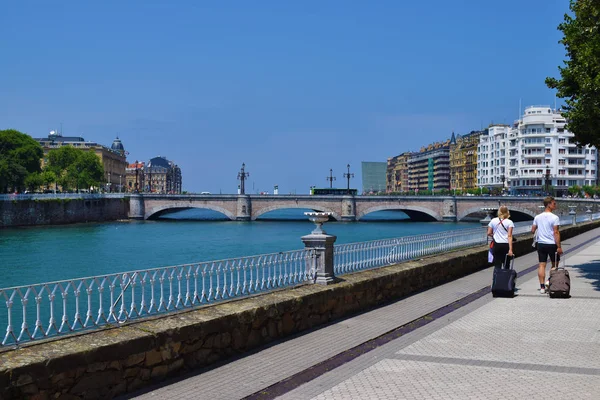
[128,194,599,222]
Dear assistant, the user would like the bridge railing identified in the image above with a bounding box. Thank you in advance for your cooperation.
[0,248,315,347]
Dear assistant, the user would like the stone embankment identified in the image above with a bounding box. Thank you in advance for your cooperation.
[1,220,598,399]
[0,198,129,228]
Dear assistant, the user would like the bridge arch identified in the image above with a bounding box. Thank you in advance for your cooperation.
[252,204,342,221]
[146,204,236,221]
[357,205,441,222]
[457,205,536,222]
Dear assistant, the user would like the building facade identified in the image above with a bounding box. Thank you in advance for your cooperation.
[386,152,412,193]
[125,161,145,193]
[449,130,484,191]
[361,162,387,194]
[35,132,128,192]
[478,106,597,195]
[145,156,182,194]
[407,140,450,192]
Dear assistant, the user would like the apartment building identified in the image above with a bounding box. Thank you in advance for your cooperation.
[386,152,411,193]
[408,140,451,192]
[450,130,484,191]
[478,106,597,195]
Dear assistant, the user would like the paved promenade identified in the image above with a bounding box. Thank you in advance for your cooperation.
[127,228,600,400]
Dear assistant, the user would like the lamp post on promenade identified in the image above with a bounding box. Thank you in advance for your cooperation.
[107,172,111,193]
[326,169,336,189]
[545,170,551,195]
[500,174,505,195]
[237,163,249,194]
[343,164,354,194]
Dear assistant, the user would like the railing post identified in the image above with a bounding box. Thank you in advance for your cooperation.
[302,212,337,285]
[568,205,577,226]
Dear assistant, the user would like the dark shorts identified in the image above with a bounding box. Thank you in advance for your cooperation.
[537,243,560,263]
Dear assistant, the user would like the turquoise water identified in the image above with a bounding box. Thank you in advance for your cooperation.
[0,209,478,288]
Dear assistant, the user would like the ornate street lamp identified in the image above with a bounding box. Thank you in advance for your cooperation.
[134,161,139,192]
[326,169,336,189]
[237,163,249,194]
[343,164,354,194]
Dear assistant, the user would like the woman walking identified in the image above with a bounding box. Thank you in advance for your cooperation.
[487,205,514,268]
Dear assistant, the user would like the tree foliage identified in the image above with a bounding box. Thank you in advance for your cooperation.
[546,0,600,147]
[46,147,104,191]
[0,129,43,193]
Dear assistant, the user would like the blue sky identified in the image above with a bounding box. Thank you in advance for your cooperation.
[1,0,570,194]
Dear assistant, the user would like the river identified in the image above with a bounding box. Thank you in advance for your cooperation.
[0,209,480,289]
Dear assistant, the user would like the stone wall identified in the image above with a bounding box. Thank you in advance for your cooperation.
[1,220,599,399]
[0,198,129,228]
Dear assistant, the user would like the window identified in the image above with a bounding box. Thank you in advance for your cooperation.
[559,149,566,154]
[546,128,551,133]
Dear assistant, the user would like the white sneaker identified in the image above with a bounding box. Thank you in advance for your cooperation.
[540,288,546,294]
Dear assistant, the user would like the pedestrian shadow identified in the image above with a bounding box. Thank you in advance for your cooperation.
[568,260,600,292]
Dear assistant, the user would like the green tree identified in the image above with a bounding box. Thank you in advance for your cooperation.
[68,150,104,191]
[41,170,57,191]
[546,0,600,147]
[24,172,44,192]
[46,147,105,191]
[0,129,43,193]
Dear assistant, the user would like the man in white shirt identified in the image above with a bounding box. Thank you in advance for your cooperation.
[531,196,562,294]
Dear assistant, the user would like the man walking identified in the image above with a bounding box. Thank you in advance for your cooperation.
[531,196,562,294]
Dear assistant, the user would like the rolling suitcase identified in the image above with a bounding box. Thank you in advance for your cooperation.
[492,255,517,297]
[548,253,570,298]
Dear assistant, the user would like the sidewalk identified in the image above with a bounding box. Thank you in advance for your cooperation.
[127,228,600,400]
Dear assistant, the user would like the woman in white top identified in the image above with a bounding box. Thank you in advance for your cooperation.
[487,205,514,269]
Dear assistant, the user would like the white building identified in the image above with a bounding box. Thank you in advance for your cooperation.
[478,106,597,195]
[477,124,510,191]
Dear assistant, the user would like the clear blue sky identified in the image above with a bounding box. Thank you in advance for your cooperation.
[0,0,569,194]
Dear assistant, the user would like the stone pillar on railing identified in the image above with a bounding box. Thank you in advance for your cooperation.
[586,205,592,221]
[302,212,337,285]
[129,193,145,219]
[568,205,577,226]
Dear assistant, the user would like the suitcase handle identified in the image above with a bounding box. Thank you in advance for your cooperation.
[503,254,515,270]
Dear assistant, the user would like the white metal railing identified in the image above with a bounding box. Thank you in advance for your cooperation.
[334,227,487,275]
[0,249,315,346]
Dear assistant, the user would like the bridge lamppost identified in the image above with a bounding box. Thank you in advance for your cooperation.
[343,164,354,194]
[134,161,139,193]
[326,169,336,189]
[237,163,250,194]
[500,174,505,195]
[147,167,152,193]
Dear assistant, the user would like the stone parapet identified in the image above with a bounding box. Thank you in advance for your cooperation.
[0,198,129,228]
[2,220,599,399]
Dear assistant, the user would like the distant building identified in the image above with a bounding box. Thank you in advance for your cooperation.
[145,156,182,194]
[34,131,127,192]
[478,106,598,195]
[408,140,450,192]
[449,130,484,191]
[386,152,412,193]
[361,162,387,194]
[125,161,145,193]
